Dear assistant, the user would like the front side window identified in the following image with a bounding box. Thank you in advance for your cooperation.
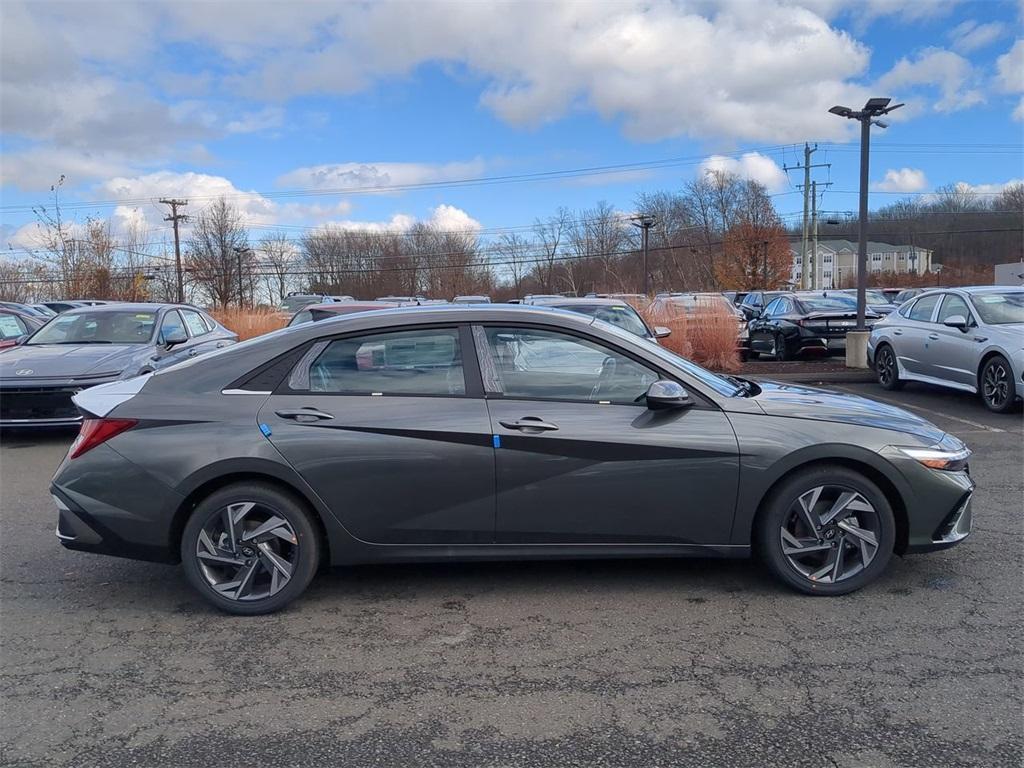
[937,294,973,325]
[552,303,650,338]
[301,328,464,395]
[288,310,314,327]
[27,310,156,345]
[908,294,940,322]
[482,326,659,405]
[762,298,782,317]
[160,310,186,342]
[181,309,209,336]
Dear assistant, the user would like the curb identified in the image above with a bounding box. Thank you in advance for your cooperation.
[747,370,877,384]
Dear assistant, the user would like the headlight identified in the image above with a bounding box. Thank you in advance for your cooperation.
[897,446,971,471]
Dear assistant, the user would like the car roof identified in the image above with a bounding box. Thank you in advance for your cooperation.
[950,285,1024,294]
[59,302,195,314]
[528,297,640,307]
[305,301,400,312]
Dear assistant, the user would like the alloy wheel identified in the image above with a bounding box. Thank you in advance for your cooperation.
[877,347,896,386]
[195,501,299,601]
[780,485,881,584]
[982,360,1010,409]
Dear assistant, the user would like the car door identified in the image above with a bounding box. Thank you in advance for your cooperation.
[929,293,979,388]
[476,324,740,545]
[152,309,193,369]
[180,308,226,358]
[896,293,941,377]
[749,298,782,352]
[257,324,495,544]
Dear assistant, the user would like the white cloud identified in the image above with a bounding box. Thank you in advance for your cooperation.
[877,47,984,112]
[310,205,479,234]
[995,39,1024,93]
[872,167,929,192]
[947,20,1005,53]
[225,106,285,135]
[0,148,137,192]
[699,153,788,192]
[950,178,1023,195]
[427,204,481,232]
[1013,98,1024,122]
[276,160,486,192]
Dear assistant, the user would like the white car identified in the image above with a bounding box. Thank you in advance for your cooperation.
[868,286,1024,413]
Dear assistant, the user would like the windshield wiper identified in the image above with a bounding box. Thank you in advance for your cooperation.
[722,374,753,397]
[51,340,114,344]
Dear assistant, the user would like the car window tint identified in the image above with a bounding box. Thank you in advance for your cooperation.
[936,294,972,324]
[305,328,464,395]
[0,313,27,339]
[908,294,940,322]
[160,310,186,341]
[483,326,659,405]
[181,309,209,336]
[762,299,781,317]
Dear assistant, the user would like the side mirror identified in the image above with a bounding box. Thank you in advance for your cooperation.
[645,380,693,411]
[942,314,969,332]
[653,326,671,339]
[162,328,188,348]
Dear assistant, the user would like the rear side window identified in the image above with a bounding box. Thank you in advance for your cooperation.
[181,310,209,336]
[300,328,464,395]
[908,294,940,322]
[288,310,314,327]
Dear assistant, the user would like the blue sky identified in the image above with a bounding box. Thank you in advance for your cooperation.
[1,0,1021,252]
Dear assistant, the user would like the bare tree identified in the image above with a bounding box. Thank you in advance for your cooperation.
[185,198,250,308]
[259,231,296,304]
[533,208,569,293]
[494,232,532,298]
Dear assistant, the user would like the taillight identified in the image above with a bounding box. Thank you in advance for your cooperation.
[68,418,138,460]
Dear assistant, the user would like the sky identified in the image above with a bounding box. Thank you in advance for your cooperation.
[1,0,1022,256]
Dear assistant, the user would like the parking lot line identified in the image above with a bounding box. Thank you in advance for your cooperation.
[832,386,1006,434]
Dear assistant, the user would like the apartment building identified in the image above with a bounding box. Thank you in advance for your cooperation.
[789,239,934,288]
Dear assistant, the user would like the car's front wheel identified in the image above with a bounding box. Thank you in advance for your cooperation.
[756,465,895,596]
[980,355,1016,413]
[181,482,320,615]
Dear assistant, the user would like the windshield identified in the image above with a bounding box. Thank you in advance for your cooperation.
[280,296,319,312]
[555,304,650,337]
[27,310,156,345]
[593,319,743,397]
[970,292,1024,325]
[799,296,857,312]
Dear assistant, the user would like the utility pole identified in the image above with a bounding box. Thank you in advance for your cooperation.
[160,199,188,303]
[809,180,832,289]
[784,144,828,290]
[761,240,770,285]
[233,247,250,308]
[631,215,656,295]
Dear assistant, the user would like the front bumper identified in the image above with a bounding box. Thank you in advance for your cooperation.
[0,375,120,426]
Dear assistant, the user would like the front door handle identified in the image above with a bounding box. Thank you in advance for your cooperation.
[927,333,939,340]
[499,417,559,432]
[188,348,199,356]
[893,329,903,335]
[275,408,334,422]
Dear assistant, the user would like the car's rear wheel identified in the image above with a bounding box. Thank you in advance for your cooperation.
[875,343,904,391]
[756,466,895,596]
[980,355,1016,413]
[181,482,320,615]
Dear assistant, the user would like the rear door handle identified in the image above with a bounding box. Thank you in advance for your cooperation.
[275,408,334,421]
[499,417,559,432]
[927,333,939,340]
[893,329,903,335]
[188,348,199,356]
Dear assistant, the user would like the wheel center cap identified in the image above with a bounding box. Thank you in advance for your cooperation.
[824,529,836,540]
[241,545,255,557]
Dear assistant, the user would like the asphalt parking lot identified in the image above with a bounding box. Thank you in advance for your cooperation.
[1,382,1021,767]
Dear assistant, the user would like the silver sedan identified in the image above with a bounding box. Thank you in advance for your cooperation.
[868,286,1024,413]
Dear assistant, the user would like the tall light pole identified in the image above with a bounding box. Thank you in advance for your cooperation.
[828,97,903,330]
[631,215,656,295]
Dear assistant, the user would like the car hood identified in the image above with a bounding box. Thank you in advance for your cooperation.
[749,380,945,443]
[0,344,140,380]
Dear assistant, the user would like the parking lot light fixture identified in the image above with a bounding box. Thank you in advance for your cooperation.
[828,97,903,331]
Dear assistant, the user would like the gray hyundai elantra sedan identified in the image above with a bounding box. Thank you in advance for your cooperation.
[51,305,974,614]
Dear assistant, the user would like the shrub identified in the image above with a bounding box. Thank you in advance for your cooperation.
[686,303,741,372]
[210,307,287,340]
[636,299,693,359]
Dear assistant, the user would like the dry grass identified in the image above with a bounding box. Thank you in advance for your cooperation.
[637,299,693,359]
[210,307,287,340]
[685,303,742,373]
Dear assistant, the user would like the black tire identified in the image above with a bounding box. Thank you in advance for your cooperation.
[979,355,1017,413]
[755,465,895,596]
[774,333,790,362]
[874,343,904,391]
[181,482,320,615]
